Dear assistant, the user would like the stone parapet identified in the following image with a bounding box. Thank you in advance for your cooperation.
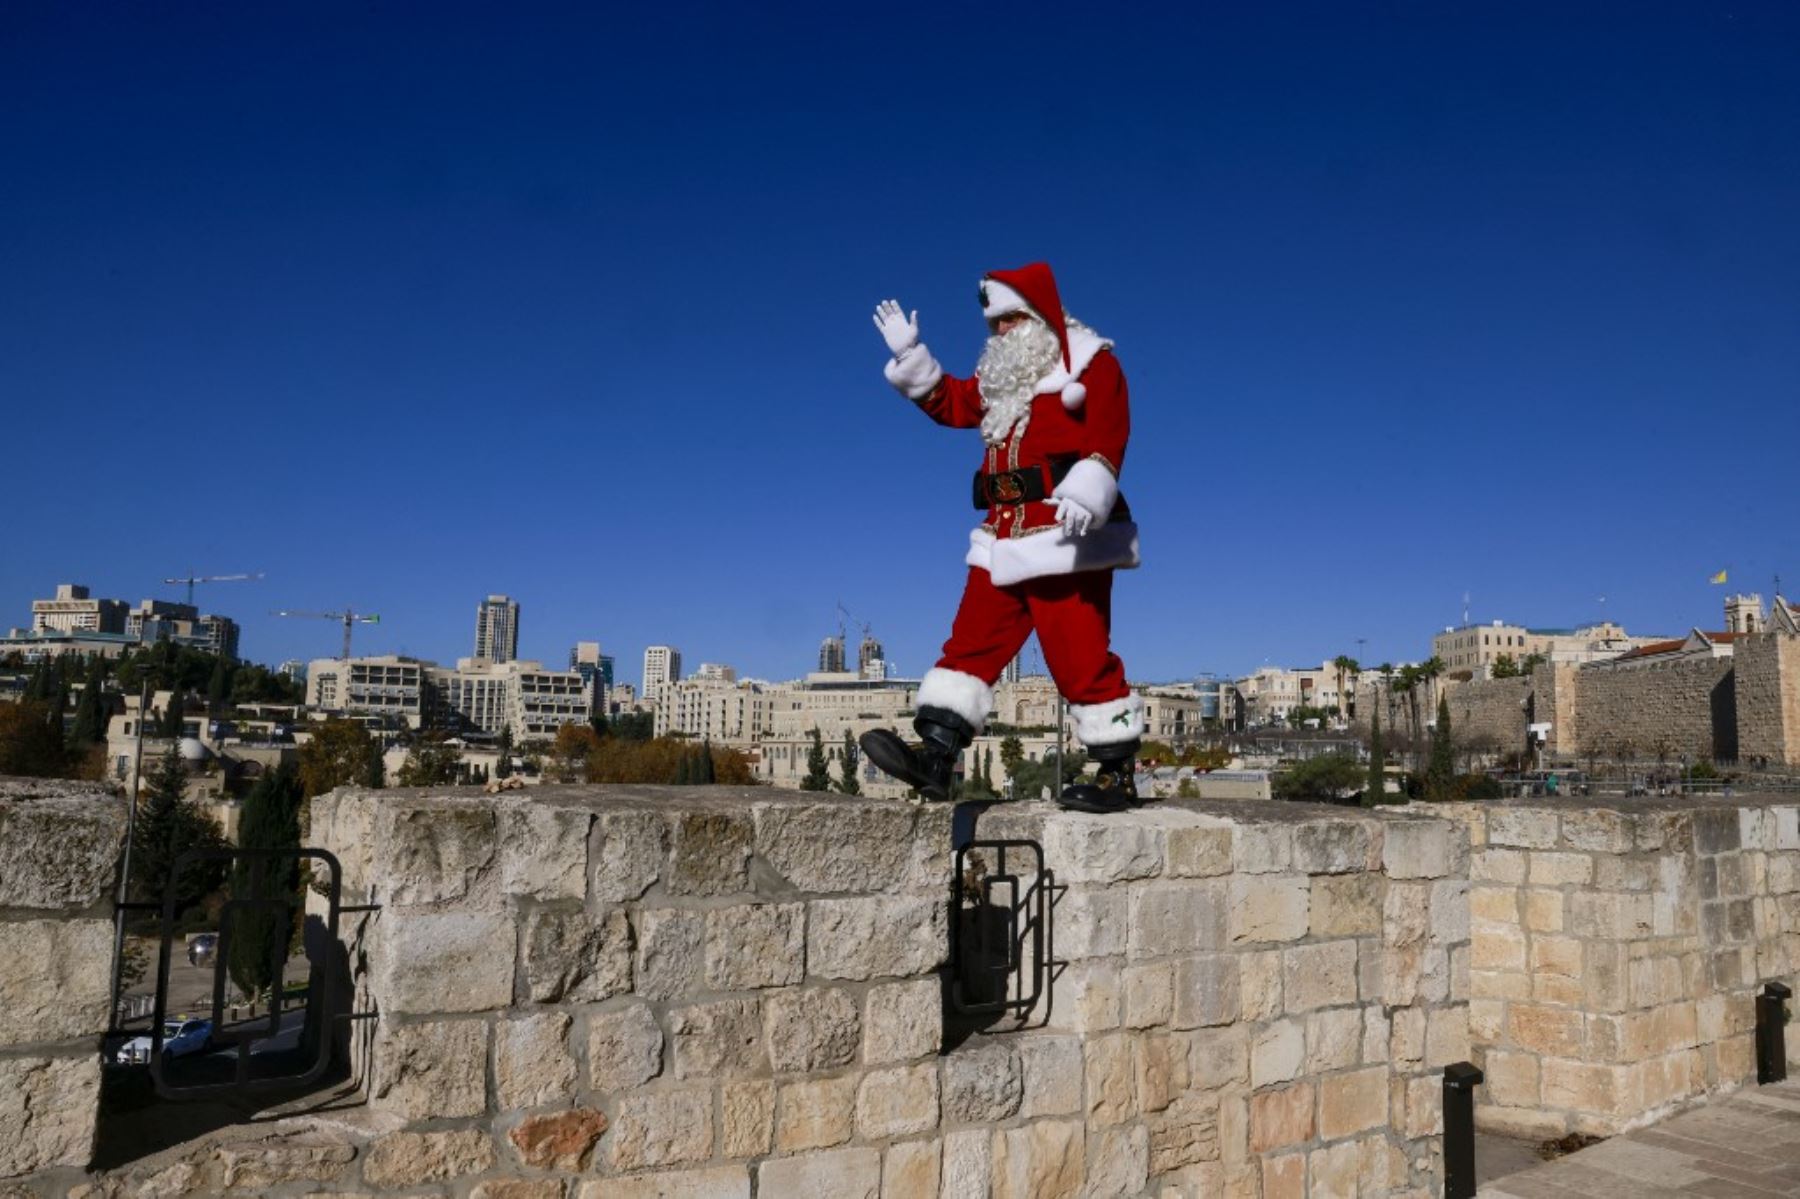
[0,778,129,1182]
[1441,794,1800,1138]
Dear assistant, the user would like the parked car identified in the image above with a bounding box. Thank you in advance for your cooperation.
[115,1017,213,1065]
[187,933,218,968]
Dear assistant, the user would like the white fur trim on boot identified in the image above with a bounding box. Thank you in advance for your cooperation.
[1070,693,1145,748]
[1051,458,1118,526]
[884,343,943,400]
[916,667,994,732]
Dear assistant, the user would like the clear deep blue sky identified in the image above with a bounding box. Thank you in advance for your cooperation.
[5,3,1797,686]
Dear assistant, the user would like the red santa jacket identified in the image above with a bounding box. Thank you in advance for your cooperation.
[892,325,1142,587]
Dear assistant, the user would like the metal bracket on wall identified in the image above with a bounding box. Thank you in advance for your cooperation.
[947,838,1059,1016]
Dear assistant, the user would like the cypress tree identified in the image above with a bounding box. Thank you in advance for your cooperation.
[1427,694,1456,800]
[207,655,232,714]
[696,741,717,785]
[835,730,861,794]
[131,747,228,910]
[1363,704,1384,807]
[162,690,187,739]
[70,656,107,747]
[227,762,304,998]
[801,728,832,792]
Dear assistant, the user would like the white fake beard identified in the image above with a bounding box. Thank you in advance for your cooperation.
[976,318,1063,447]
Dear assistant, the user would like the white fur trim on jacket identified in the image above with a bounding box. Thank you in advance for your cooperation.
[1036,325,1111,410]
[1069,693,1145,749]
[965,522,1141,588]
[884,343,943,400]
[916,667,994,731]
[1051,458,1119,527]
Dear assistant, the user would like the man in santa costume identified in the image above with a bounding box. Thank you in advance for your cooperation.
[859,262,1144,813]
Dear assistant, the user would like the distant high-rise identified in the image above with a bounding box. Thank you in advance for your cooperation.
[1000,654,1022,684]
[570,641,610,707]
[819,635,846,673]
[857,635,885,680]
[643,645,682,701]
[474,595,519,663]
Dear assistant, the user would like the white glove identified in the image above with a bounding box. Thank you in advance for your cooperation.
[1051,496,1095,537]
[873,299,920,358]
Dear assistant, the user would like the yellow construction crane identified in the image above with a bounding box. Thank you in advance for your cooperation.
[273,608,381,660]
[164,571,264,607]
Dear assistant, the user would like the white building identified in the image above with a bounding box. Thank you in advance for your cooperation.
[474,595,520,663]
[643,646,682,701]
[31,584,126,635]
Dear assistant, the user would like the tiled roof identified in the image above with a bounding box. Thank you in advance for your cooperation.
[1614,639,1685,661]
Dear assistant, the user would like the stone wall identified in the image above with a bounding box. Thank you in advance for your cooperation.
[1573,657,1738,763]
[1439,796,1800,1138]
[1737,632,1800,767]
[1444,676,1532,755]
[0,780,129,1183]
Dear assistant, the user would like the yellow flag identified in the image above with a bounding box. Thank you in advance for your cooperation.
[1709,570,1728,585]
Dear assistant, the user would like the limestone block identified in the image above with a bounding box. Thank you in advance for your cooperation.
[942,1041,1022,1122]
[1240,950,1283,1020]
[721,1080,774,1157]
[1248,1082,1313,1153]
[363,1128,495,1189]
[1596,855,1659,892]
[1530,935,1582,981]
[1130,880,1227,958]
[1775,807,1800,850]
[1059,888,1130,959]
[1187,1024,1250,1093]
[473,1180,566,1199]
[592,809,668,902]
[212,1137,357,1189]
[1584,943,1630,1013]
[808,895,945,980]
[1262,1153,1305,1199]
[1304,1008,1361,1073]
[1124,963,1173,1029]
[1430,878,1470,947]
[1017,1036,1083,1118]
[1509,1004,1583,1057]
[1560,809,1634,854]
[753,801,916,892]
[1426,1005,1471,1069]
[377,801,497,906]
[509,1107,608,1171]
[0,919,113,1047]
[1483,1050,1540,1108]
[1472,848,1527,884]
[1227,875,1308,944]
[373,909,514,1015]
[500,802,591,900]
[609,1088,714,1171]
[1470,923,1525,973]
[1172,954,1241,1028]
[1541,1060,1632,1116]
[1251,1020,1304,1088]
[586,1003,663,1091]
[635,907,704,1001]
[1317,1067,1388,1140]
[495,1012,577,1110]
[1147,1093,1221,1172]
[1384,820,1453,878]
[1694,809,1740,855]
[1486,808,1558,851]
[1292,819,1376,875]
[1524,888,1564,932]
[763,986,859,1072]
[884,1138,941,1199]
[577,1167,750,1199]
[1166,823,1233,877]
[863,977,943,1064]
[665,809,752,896]
[855,1064,940,1140]
[1044,960,1122,1032]
[1281,940,1358,1012]
[1135,1032,1190,1112]
[756,1147,881,1199]
[1530,851,1594,888]
[941,1129,992,1199]
[1469,885,1518,927]
[777,1075,858,1151]
[525,907,633,1003]
[1086,1125,1149,1198]
[0,1054,100,1177]
[992,1120,1084,1199]
[669,997,765,1080]
[1310,872,1383,938]
[0,791,127,910]
[1083,1033,1136,1126]
[1233,823,1292,873]
[371,1018,488,1119]
[1042,814,1164,885]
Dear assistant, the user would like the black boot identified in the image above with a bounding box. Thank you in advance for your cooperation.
[858,707,974,802]
[1058,741,1141,813]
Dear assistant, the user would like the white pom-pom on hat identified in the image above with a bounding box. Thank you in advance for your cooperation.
[1061,380,1087,409]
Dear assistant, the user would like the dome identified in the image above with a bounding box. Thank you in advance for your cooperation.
[178,737,210,763]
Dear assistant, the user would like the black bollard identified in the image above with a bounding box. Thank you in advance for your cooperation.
[1443,1061,1484,1199]
[1757,981,1791,1085]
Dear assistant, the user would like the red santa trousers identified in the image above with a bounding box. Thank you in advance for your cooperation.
[936,567,1130,706]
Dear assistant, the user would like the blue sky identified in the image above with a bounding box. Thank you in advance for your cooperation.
[4,2,1797,688]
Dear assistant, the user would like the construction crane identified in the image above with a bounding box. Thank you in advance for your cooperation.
[164,571,264,607]
[274,608,382,660]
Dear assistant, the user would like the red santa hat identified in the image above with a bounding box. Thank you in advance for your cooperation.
[979,262,1087,409]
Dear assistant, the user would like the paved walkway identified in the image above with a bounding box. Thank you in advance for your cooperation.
[1483,1082,1800,1197]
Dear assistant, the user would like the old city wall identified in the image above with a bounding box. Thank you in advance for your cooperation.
[1736,632,1800,768]
[1571,658,1737,763]
[1443,676,1532,755]
[0,781,129,1183]
[1435,796,1800,1139]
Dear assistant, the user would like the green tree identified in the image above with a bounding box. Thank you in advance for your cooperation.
[1009,747,1088,802]
[696,740,717,785]
[1332,655,1359,723]
[674,751,692,785]
[0,700,68,777]
[70,655,108,748]
[610,710,655,742]
[131,748,229,912]
[1273,753,1364,802]
[1489,653,1520,679]
[1426,694,1456,800]
[801,728,832,792]
[1363,704,1385,807]
[226,762,304,998]
[161,689,187,739]
[396,732,463,786]
[495,725,514,779]
[1520,652,1547,674]
[207,655,232,714]
[835,730,861,794]
[298,718,383,798]
[999,735,1025,781]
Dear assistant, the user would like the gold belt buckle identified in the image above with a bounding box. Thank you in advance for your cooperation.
[992,472,1024,503]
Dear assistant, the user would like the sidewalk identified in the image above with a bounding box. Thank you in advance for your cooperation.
[1482,1081,1800,1197]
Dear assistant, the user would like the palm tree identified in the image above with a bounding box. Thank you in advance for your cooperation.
[1331,655,1360,726]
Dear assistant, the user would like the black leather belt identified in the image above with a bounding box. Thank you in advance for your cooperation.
[973,455,1077,508]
